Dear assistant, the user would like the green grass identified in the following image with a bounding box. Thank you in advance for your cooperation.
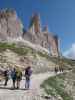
[0,42,33,56]
[0,42,50,58]
[41,74,73,100]
[37,51,49,58]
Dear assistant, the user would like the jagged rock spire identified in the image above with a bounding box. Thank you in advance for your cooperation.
[29,13,41,33]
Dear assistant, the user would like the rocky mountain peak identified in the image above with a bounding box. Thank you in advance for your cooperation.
[0,9,23,41]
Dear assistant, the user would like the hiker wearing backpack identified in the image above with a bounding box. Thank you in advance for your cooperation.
[25,66,32,89]
[4,69,9,86]
[11,68,17,89]
[16,68,22,89]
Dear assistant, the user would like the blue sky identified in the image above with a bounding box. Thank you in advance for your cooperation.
[0,0,75,58]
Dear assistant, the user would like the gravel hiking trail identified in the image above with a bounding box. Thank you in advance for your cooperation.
[0,72,60,100]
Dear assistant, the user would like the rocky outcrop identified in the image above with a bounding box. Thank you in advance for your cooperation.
[0,9,23,41]
[0,9,59,57]
[23,14,59,57]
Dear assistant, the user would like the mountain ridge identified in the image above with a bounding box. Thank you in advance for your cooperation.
[0,9,59,57]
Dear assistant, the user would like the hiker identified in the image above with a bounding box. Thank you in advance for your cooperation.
[59,66,63,72]
[25,66,32,89]
[16,68,22,89]
[54,67,58,73]
[4,69,9,86]
[11,68,17,89]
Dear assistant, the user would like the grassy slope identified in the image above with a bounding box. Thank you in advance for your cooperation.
[0,42,35,56]
[41,73,73,100]
[0,42,75,66]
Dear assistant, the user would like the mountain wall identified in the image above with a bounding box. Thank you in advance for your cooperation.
[0,9,59,57]
[0,9,23,41]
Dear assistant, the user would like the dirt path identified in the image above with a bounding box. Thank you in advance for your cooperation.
[0,72,59,100]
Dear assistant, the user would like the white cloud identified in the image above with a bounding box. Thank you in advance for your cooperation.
[63,43,75,59]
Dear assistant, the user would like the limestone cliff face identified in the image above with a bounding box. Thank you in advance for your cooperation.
[23,14,59,57]
[0,9,59,57]
[0,9,23,41]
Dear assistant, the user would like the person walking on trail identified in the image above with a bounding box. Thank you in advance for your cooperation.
[54,67,58,74]
[4,69,9,86]
[11,68,17,89]
[25,66,32,89]
[16,68,22,89]
[59,66,63,72]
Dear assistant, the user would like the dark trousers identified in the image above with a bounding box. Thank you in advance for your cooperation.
[4,77,8,86]
[12,79,16,88]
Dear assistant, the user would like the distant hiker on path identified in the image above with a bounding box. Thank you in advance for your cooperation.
[25,66,32,89]
[59,66,63,72]
[54,67,58,73]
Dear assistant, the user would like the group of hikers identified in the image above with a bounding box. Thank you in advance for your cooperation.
[3,66,32,90]
[54,66,63,73]
[1,64,64,90]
